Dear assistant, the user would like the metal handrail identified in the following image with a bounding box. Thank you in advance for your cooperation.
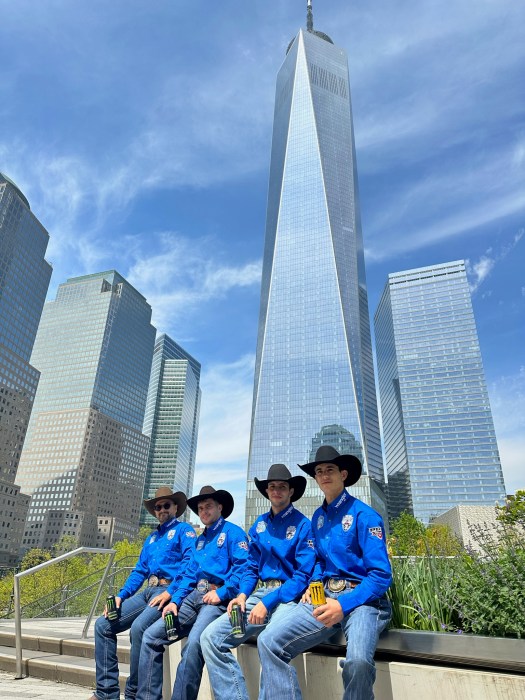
[14,546,115,679]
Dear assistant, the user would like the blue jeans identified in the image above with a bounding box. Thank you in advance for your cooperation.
[93,586,168,700]
[257,593,392,700]
[136,589,226,700]
[200,587,298,700]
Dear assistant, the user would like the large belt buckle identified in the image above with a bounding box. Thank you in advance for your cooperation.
[197,579,209,594]
[266,579,281,590]
[327,578,346,593]
[148,575,159,587]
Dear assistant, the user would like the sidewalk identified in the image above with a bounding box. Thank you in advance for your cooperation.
[0,669,93,699]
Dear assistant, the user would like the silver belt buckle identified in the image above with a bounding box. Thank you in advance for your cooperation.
[265,579,281,589]
[148,575,159,587]
[197,579,209,594]
[327,578,346,593]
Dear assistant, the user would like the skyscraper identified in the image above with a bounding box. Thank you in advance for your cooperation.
[374,260,506,524]
[0,172,52,566]
[245,4,385,524]
[17,271,156,549]
[140,334,201,527]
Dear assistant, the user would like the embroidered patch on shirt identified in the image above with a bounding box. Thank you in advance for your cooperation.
[369,526,383,540]
[186,530,196,538]
[149,534,157,544]
[238,540,248,551]
[307,539,315,549]
[167,529,175,540]
[342,515,353,532]
[317,515,324,529]
[197,540,205,550]
[286,525,296,540]
[256,521,267,533]
[217,533,226,547]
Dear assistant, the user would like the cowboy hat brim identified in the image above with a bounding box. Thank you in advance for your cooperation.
[254,474,307,502]
[144,491,187,518]
[298,454,362,487]
[187,489,234,519]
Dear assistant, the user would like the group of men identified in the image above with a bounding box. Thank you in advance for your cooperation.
[90,446,392,700]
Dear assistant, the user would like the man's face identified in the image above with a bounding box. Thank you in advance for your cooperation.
[153,499,177,524]
[314,463,347,494]
[266,480,293,510]
[198,498,223,527]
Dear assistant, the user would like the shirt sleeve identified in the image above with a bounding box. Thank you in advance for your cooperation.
[167,524,196,597]
[216,526,249,602]
[337,513,392,616]
[238,523,261,597]
[169,547,199,607]
[262,519,316,612]
[117,537,150,600]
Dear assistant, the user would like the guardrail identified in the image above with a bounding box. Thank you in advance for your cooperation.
[13,546,115,679]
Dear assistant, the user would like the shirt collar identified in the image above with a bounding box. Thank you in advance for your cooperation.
[158,516,178,533]
[205,516,224,536]
[269,503,294,522]
[323,489,350,513]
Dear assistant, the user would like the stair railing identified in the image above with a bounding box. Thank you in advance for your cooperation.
[14,546,115,679]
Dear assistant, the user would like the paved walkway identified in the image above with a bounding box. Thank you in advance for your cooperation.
[0,669,92,698]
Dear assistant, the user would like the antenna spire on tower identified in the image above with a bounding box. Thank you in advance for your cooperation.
[307,0,314,32]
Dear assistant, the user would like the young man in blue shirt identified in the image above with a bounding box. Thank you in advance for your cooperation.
[200,464,316,700]
[257,446,392,700]
[90,487,195,700]
[136,485,249,700]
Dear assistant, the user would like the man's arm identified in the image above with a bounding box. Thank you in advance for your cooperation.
[215,525,249,602]
[117,536,150,601]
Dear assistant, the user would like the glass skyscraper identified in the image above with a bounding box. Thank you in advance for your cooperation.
[0,172,52,566]
[374,261,506,524]
[245,6,384,524]
[17,271,156,549]
[140,334,201,527]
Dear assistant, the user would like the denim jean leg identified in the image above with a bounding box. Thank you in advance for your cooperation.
[94,590,152,700]
[172,596,225,700]
[257,602,333,700]
[200,591,269,700]
[125,587,168,699]
[136,616,168,700]
[340,597,392,700]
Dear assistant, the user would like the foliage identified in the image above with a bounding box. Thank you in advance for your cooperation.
[388,512,461,557]
[497,490,525,526]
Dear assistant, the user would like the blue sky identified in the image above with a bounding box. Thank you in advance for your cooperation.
[1,1,523,525]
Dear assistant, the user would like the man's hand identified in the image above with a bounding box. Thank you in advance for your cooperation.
[227,593,247,615]
[248,601,268,625]
[162,602,178,619]
[103,596,121,618]
[301,588,312,604]
[203,590,221,605]
[312,598,344,628]
[149,590,171,609]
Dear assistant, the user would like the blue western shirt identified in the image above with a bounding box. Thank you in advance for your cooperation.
[118,517,196,601]
[311,488,392,615]
[170,517,249,606]
[239,504,316,612]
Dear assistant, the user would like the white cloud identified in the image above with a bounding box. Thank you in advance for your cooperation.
[466,229,524,293]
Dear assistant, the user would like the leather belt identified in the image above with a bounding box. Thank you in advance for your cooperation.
[147,575,171,587]
[326,578,359,593]
[259,579,283,589]
[196,579,221,593]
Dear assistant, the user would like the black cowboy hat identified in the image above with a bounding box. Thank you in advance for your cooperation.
[187,485,234,519]
[144,486,187,518]
[298,446,362,487]
[254,463,307,502]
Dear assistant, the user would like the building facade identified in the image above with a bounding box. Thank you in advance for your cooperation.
[17,271,156,549]
[245,7,384,524]
[375,261,506,524]
[140,334,201,527]
[0,172,52,566]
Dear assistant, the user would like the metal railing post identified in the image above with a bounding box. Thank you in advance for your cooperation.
[14,575,23,679]
[82,549,116,639]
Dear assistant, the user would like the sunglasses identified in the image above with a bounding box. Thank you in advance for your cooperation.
[154,502,173,512]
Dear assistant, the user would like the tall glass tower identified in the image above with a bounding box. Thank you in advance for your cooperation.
[0,172,52,566]
[245,4,384,524]
[374,261,506,524]
[140,334,201,527]
[17,271,156,549]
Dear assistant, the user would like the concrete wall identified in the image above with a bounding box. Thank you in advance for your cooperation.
[165,641,525,700]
